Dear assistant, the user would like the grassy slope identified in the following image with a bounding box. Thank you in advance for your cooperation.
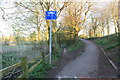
[91,33,120,67]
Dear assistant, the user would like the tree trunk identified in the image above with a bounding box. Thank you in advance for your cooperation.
[115,26,117,33]
[36,14,41,41]
[117,1,120,77]
[118,1,120,33]
[37,29,40,41]
[46,20,50,44]
[101,30,102,37]
[89,29,92,38]
[94,29,96,38]
[107,24,110,35]
[102,28,105,37]
[74,31,78,44]
[117,20,120,33]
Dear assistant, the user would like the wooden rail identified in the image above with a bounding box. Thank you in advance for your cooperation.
[17,59,43,78]
[0,54,49,78]
[0,63,21,77]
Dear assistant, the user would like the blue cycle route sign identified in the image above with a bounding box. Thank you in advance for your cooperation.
[45,11,57,20]
[45,11,57,65]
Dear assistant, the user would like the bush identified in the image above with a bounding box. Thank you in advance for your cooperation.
[29,62,51,78]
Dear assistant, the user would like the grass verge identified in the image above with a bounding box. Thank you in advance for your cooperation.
[28,40,84,78]
[89,33,120,72]
[66,40,84,52]
[28,47,62,78]
[29,62,51,78]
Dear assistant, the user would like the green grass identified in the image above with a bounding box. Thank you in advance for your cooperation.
[29,44,62,78]
[66,40,84,52]
[29,62,51,78]
[29,40,84,78]
[105,43,120,50]
[91,33,120,67]
[93,33,120,51]
[96,39,109,45]
[28,40,84,78]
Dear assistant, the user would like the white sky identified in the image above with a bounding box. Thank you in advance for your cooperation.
[0,14,13,37]
[0,0,118,37]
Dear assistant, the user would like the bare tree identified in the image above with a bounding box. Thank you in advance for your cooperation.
[62,2,93,41]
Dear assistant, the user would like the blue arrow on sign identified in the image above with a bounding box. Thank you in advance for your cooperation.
[45,11,57,20]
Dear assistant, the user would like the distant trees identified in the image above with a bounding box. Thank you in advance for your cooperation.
[91,15,99,38]
[30,31,37,42]
[110,2,118,33]
[82,1,119,38]
[1,0,119,44]
[100,1,118,36]
[62,2,93,42]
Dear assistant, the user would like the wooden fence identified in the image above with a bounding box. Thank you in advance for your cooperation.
[0,54,49,79]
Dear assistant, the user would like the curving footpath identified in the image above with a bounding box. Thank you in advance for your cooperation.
[56,39,117,78]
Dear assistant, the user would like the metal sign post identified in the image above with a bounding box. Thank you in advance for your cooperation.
[49,20,52,65]
[45,11,57,65]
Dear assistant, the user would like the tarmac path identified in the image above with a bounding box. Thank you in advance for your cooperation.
[56,39,100,78]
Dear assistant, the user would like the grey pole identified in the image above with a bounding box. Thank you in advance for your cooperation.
[49,20,52,65]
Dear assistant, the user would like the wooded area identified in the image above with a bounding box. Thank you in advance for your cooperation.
[0,0,119,79]
[0,0,119,44]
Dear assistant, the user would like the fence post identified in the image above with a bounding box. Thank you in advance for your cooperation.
[21,57,28,79]
[42,52,45,64]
